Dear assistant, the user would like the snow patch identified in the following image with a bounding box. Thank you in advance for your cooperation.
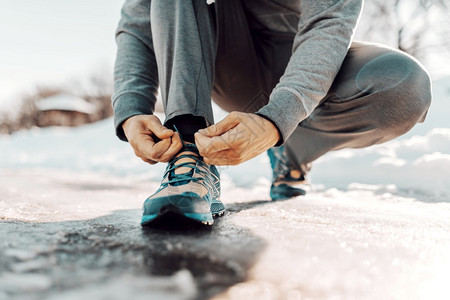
[42,271,197,300]
[36,93,98,114]
[0,273,52,293]
[1,79,449,199]
[311,128,450,196]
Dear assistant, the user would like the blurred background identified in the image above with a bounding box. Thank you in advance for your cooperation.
[0,0,123,133]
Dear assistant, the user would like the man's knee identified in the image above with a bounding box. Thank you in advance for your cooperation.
[358,50,431,136]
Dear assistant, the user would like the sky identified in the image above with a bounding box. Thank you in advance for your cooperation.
[0,0,124,109]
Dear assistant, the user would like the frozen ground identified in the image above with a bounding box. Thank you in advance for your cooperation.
[0,77,450,299]
[1,169,449,300]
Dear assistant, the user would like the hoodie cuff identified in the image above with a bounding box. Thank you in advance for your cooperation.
[113,93,154,141]
[256,89,307,145]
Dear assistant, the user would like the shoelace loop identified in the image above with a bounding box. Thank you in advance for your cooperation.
[161,126,216,189]
[161,138,213,187]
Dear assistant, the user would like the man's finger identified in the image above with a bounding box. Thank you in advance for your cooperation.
[194,132,212,155]
[198,112,239,137]
[158,132,183,162]
[144,117,174,140]
[138,136,171,160]
[130,134,154,156]
[151,138,173,159]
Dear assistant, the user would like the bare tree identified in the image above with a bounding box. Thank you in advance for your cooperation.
[65,63,114,120]
[356,0,450,65]
[83,65,114,119]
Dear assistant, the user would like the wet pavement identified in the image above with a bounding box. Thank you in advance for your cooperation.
[1,169,449,300]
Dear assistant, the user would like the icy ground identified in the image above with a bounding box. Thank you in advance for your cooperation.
[1,77,450,299]
[1,168,449,300]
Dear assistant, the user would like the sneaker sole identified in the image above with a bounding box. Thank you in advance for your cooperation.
[141,204,225,227]
[270,184,307,201]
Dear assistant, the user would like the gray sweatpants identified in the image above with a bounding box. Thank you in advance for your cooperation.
[146,0,432,172]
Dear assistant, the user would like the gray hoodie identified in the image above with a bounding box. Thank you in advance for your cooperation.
[112,0,363,143]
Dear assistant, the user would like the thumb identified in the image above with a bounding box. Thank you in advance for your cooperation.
[198,112,240,137]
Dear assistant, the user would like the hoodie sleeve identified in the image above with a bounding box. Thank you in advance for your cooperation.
[112,0,158,141]
[257,0,363,144]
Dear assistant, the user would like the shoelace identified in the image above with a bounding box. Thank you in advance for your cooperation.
[163,149,204,186]
[161,127,209,187]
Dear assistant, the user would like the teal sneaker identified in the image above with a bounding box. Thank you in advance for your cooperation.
[141,143,225,227]
[267,145,308,200]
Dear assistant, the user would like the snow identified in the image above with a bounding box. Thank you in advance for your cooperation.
[0,273,52,293]
[0,92,24,120]
[0,77,449,299]
[1,77,449,198]
[0,74,449,299]
[311,128,450,197]
[0,271,196,300]
[41,271,197,300]
[1,167,449,299]
[36,94,98,114]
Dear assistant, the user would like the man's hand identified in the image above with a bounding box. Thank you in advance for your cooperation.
[194,112,280,166]
[122,115,182,164]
